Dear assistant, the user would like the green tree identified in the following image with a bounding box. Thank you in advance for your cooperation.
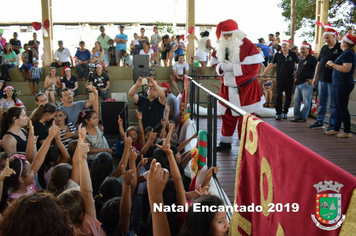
[278,0,356,39]
[156,21,175,35]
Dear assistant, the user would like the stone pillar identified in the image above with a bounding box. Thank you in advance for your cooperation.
[41,0,54,67]
[186,0,195,65]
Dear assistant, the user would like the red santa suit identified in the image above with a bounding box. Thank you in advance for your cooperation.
[210,19,265,143]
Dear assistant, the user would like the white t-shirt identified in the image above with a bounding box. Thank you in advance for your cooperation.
[139,49,154,57]
[173,61,189,75]
[54,48,72,62]
[132,39,139,45]
[139,49,154,62]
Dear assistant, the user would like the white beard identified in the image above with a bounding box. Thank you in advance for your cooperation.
[216,31,246,63]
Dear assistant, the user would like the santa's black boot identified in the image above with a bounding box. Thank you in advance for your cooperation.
[216,142,232,151]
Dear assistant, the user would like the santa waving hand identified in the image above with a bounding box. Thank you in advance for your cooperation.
[210,19,265,150]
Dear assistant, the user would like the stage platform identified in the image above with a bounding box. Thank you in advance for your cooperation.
[198,117,356,203]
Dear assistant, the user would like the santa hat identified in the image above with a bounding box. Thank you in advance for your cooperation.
[160,82,170,93]
[3,86,14,92]
[96,64,103,68]
[15,101,24,107]
[216,19,239,40]
[324,28,338,37]
[281,40,290,46]
[61,66,71,76]
[301,42,313,54]
[343,34,356,45]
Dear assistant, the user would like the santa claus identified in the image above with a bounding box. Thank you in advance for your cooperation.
[210,19,265,150]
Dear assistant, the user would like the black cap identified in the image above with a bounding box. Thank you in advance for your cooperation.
[79,41,85,44]
[100,25,105,29]
[119,25,125,28]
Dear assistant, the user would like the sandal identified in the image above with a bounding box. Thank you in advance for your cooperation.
[324,130,339,135]
[336,133,352,138]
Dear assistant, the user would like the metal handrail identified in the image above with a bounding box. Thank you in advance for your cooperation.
[188,76,247,117]
[187,75,249,222]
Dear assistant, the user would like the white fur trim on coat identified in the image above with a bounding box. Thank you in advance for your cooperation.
[241,53,264,65]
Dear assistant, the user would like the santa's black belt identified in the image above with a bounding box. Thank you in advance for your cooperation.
[235,76,256,93]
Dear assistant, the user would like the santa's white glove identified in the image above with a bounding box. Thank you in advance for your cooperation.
[221,60,233,72]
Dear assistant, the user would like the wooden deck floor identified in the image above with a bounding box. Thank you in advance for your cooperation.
[198,117,356,203]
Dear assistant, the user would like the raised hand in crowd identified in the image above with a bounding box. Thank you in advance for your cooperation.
[147,159,171,236]
[202,166,219,188]
[156,138,187,206]
[120,164,134,236]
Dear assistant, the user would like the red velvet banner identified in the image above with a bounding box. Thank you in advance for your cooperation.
[229,114,356,235]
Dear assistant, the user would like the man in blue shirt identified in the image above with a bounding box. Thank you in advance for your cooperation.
[257,38,270,67]
[114,25,128,67]
[75,41,91,81]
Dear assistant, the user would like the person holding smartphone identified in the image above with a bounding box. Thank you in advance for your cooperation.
[128,77,166,129]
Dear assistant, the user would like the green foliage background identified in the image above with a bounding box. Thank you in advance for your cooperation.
[278,0,356,39]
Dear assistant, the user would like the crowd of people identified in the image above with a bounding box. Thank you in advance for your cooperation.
[0,73,225,235]
[0,20,355,235]
[257,26,355,139]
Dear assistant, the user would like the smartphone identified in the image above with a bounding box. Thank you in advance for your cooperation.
[142,78,148,85]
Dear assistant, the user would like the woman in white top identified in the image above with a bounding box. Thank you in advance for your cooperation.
[195,31,213,79]
[130,33,140,55]
[139,42,155,66]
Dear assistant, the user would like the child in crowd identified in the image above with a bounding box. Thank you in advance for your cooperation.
[37,134,70,189]
[30,103,56,149]
[262,75,274,107]
[169,35,177,66]
[94,177,122,220]
[58,124,132,236]
[256,45,265,72]
[54,108,78,149]
[178,195,229,236]
[108,39,116,66]
[47,163,79,196]
[0,191,74,235]
[118,110,145,152]
[29,60,42,94]
[130,33,140,55]
[20,44,37,81]
[140,126,156,158]
[89,152,113,196]
[30,102,56,149]
[0,125,60,212]
[121,50,132,67]
[75,109,113,167]
[58,125,107,235]
[151,26,161,66]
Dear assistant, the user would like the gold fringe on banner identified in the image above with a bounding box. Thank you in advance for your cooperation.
[339,188,356,235]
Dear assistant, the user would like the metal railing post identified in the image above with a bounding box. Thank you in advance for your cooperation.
[196,83,200,132]
[213,97,217,167]
[207,93,213,168]
[189,80,195,120]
